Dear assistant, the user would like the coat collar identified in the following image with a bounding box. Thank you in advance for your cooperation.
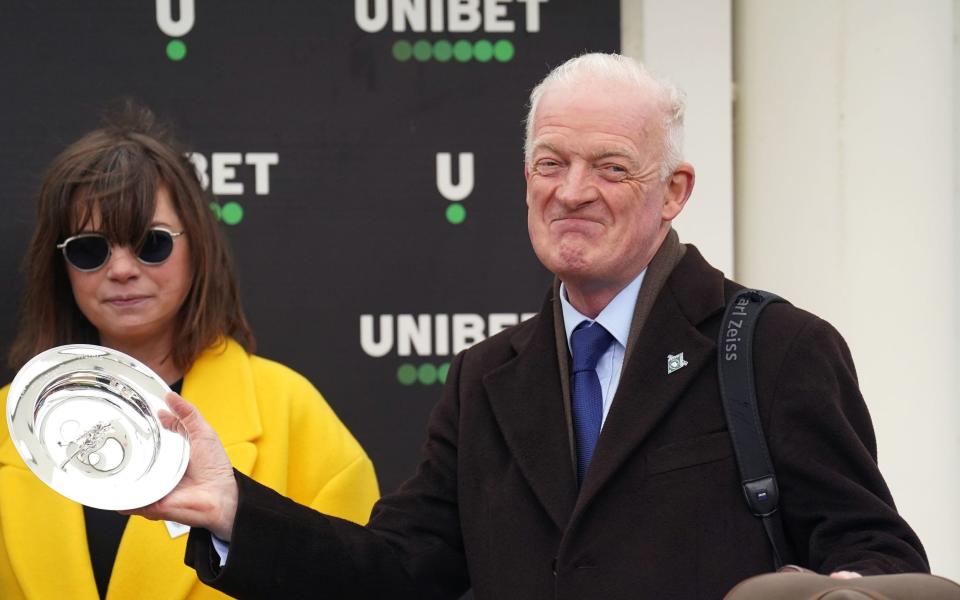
[481,242,726,531]
[179,338,263,446]
[0,338,261,599]
[573,244,726,516]
[550,228,688,482]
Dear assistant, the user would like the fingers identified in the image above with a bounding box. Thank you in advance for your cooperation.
[829,571,862,579]
[163,392,209,436]
[164,391,196,420]
[157,409,180,432]
[119,499,162,520]
[776,564,814,574]
[157,392,195,435]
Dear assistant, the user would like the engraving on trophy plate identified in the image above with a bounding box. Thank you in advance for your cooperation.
[57,420,128,474]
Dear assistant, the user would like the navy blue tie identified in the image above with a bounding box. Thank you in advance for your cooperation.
[570,321,614,487]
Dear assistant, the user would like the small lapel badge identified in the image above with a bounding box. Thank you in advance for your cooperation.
[666,352,688,374]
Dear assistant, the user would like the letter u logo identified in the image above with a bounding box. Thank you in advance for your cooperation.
[436,152,475,201]
[156,0,196,37]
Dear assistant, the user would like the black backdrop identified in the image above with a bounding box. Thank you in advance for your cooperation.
[0,0,619,495]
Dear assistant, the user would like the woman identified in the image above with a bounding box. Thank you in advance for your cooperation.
[0,106,379,600]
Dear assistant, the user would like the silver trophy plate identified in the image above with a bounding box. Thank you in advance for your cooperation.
[5,344,189,510]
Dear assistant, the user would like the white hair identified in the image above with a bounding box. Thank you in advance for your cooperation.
[524,53,686,180]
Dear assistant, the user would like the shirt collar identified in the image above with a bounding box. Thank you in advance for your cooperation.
[559,269,647,354]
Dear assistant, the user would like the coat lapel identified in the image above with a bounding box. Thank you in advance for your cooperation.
[573,246,726,515]
[483,292,579,530]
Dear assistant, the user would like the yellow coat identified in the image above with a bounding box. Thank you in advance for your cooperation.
[0,339,380,599]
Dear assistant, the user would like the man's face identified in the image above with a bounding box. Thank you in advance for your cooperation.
[525,79,689,299]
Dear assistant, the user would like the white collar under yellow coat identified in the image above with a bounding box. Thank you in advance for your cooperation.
[0,339,261,600]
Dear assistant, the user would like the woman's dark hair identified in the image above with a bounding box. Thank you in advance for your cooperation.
[8,102,255,370]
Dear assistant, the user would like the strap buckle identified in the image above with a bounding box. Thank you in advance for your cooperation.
[743,476,779,517]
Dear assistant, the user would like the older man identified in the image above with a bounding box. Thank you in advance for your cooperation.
[141,54,927,599]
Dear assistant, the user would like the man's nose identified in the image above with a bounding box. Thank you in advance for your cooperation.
[105,246,141,281]
[554,162,599,208]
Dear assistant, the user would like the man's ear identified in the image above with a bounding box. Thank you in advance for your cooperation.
[661,162,695,221]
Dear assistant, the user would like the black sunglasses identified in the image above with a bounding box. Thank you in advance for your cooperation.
[56,227,185,272]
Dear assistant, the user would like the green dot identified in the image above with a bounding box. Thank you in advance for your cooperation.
[493,40,514,62]
[221,201,244,225]
[209,202,222,221]
[397,364,417,385]
[392,40,413,61]
[412,40,432,62]
[453,40,473,62]
[433,40,453,62]
[437,362,450,384]
[473,40,493,63]
[417,363,438,385]
[446,203,466,224]
[166,39,187,61]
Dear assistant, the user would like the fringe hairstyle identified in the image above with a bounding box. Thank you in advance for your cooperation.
[8,101,255,371]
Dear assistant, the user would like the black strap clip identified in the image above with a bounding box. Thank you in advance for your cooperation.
[743,476,779,517]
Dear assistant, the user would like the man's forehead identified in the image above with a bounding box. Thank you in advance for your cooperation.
[531,87,661,157]
[534,80,660,133]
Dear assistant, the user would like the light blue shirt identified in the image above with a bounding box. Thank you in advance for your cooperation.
[559,269,646,428]
[211,534,229,566]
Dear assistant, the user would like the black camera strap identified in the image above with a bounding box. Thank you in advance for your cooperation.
[717,289,794,569]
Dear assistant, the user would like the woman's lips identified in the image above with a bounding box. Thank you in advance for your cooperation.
[104,296,150,308]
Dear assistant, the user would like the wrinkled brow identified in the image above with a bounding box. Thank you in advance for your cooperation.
[590,146,640,165]
[529,140,562,158]
[531,140,639,165]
